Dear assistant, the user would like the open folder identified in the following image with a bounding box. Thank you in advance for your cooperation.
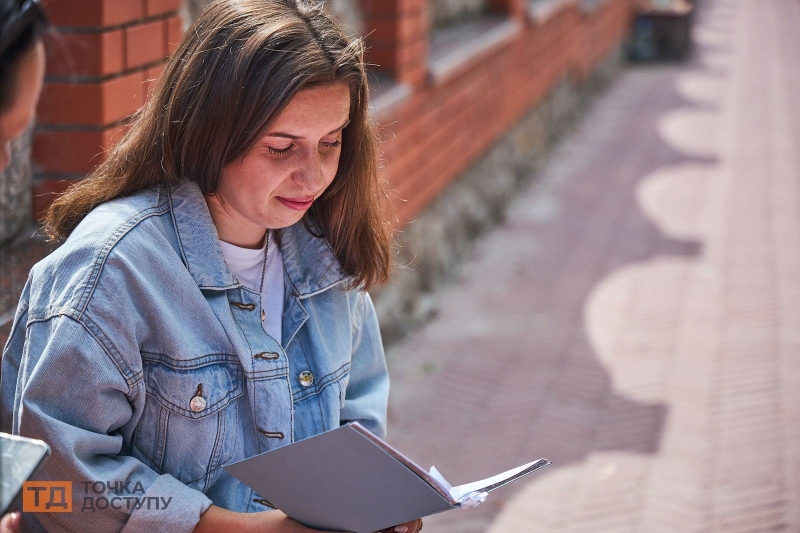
[223,422,550,533]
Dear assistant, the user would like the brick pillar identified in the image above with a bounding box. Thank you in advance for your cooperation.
[32,0,184,219]
[361,0,428,89]
[489,0,526,18]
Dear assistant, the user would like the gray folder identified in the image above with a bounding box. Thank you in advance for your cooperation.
[223,423,550,533]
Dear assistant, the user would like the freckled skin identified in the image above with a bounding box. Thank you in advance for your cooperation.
[0,41,46,171]
[204,83,351,249]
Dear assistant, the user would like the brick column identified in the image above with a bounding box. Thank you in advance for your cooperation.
[361,0,428,89]
[32,0,183,219]
[489,0,527,18]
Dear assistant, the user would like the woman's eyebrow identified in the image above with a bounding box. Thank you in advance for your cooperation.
[266,119,350,140]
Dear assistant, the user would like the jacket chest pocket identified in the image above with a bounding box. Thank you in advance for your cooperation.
[133,357,244,492]
[290,335,352,438]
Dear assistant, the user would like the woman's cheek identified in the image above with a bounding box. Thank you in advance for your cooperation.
[1,141,10,171]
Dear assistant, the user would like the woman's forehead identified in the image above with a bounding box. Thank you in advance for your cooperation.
[266,84,351,136]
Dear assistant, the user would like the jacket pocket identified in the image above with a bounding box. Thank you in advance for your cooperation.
[133,356,244,492]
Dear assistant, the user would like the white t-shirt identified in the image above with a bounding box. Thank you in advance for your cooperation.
[218,232,284,344]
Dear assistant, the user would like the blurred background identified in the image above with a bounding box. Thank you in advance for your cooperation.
[2,0,799,531]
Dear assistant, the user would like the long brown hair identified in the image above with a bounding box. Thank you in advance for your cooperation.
[45,0,393,290]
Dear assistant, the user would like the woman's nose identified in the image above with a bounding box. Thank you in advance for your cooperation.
[293,150,326,190]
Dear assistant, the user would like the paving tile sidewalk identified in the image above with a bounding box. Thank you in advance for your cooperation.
[384,0,800,531]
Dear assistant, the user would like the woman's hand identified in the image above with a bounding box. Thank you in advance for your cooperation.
[375,518,423,533]
[194,505,349,533]
[0,512,20,533]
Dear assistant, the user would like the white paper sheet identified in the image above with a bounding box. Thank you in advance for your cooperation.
[428,460,545,508]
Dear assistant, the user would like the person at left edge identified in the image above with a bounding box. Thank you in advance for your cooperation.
[0,0,46,170]
[0,1,48,530]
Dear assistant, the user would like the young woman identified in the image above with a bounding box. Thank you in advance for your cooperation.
[0,1,421,531]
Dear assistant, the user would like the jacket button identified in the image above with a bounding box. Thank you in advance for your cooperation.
[298,371,314,387]
[190,395,206,412]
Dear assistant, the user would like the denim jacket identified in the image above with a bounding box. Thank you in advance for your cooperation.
[0,180,389,533]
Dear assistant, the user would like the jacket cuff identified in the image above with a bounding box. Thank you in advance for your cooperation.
[122,474,213,533]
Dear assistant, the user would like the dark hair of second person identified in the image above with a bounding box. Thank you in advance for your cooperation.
[0,0,48,170]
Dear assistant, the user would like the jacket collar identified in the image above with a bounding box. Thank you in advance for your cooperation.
[167,180,348,297]
[280,221,349,298]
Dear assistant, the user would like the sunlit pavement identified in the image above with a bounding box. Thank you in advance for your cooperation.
[385,0,800,531]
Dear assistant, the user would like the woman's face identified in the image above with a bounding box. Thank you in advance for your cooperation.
[0,41,45,171]
[205,83,351,248]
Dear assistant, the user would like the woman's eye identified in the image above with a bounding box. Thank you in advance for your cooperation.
[268,144,295,155]
[320,140,341,149]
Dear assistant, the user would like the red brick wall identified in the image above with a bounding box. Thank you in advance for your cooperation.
[33,0,182,218]
[373,0,632,223]
[361,0,429,88]
[32,0,631,224]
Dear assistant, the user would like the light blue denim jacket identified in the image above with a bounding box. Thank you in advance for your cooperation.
[0,180,389,533]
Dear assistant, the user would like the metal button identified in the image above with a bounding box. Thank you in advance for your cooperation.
[298,371,314,387]
[190,395,206,412]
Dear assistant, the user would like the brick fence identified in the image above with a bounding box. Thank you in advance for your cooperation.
[370,0,632,223]
[30,0,631,224]
[31,0,182,218]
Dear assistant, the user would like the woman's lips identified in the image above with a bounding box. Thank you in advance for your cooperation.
[277,196,315,211]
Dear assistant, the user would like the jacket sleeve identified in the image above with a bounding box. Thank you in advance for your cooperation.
[6,313,212,533]
[340,291,390,439]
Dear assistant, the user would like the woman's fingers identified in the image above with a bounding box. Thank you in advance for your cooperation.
[0,512,21,533]
[378,518,422,533]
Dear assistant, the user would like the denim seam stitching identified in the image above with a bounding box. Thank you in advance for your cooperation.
[351,292,367,351]
[141,367,243,418]
[351,291,366,340]
[288,376,295,443]
[146,388,243,419]
[37,507,81,533]
[156,403,168,471]
[132,411,162,467]
[297,277,348,300]
[281,278,309,351]
[79,312,143,388]
[22,313,141,395]
[242,368,290,380]
[225,292,265,452]
[2,286,29,354]
[293,334,324,414]
[76,202,171,317]
[139,351,240,368]
[167,182,191,275]
[202,408,224,492]
[219,402,239,466]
